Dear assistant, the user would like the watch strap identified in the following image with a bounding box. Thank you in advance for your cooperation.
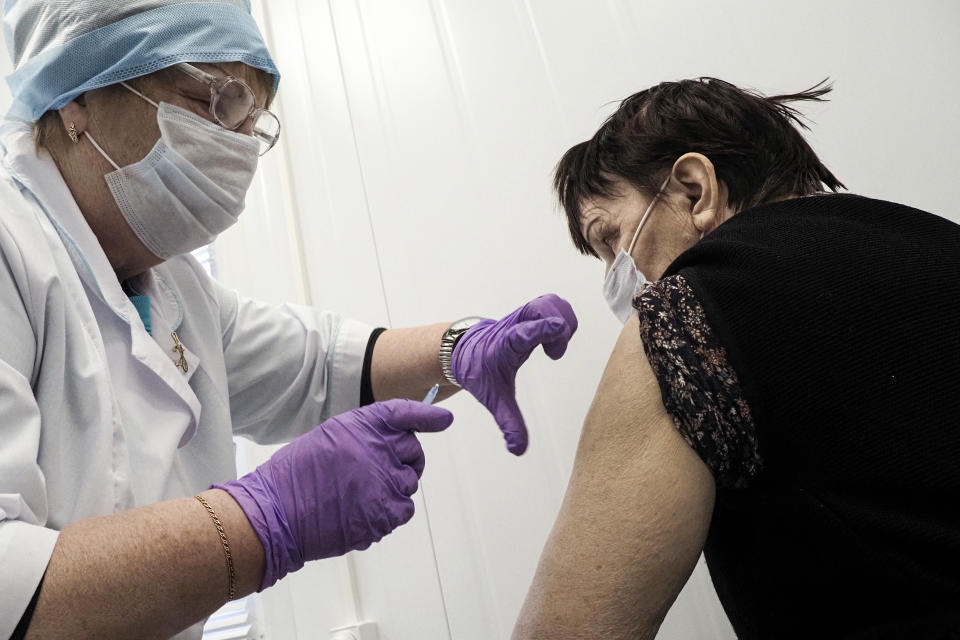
[438,316,485,386]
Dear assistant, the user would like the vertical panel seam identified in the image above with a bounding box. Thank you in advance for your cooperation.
[335,2,454,636]
[426,0,479,151]
[511,0,571,138]
[255,0,315,307]
[328,0,394,329]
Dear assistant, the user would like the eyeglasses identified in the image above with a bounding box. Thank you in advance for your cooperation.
[176,63,281,156]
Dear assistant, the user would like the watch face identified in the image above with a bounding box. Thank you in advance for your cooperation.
[450,317,483,333]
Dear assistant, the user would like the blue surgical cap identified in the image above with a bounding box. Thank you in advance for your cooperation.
[2,0,280,122]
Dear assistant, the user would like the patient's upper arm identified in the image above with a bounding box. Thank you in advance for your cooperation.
[514,275,758,639]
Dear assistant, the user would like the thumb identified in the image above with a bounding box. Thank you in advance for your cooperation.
[376,398,455,433]
[492,394,529,456]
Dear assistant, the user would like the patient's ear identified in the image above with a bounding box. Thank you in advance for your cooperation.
[671,153,723,235]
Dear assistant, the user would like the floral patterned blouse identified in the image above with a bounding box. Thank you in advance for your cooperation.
[633,274,762,488]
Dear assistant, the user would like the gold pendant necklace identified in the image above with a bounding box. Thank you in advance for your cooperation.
[171,332,189,373]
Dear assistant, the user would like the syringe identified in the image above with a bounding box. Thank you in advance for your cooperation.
[422,383,440,405]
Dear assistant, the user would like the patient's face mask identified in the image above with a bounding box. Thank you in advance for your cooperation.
[84,83,260,260]
[601,177,669,323]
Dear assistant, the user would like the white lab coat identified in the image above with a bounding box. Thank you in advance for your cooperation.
[0,121,373,640]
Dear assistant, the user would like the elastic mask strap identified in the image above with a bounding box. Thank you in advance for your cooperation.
[83,131,121,171]
[625,175,672,257]
[84,82,160,172]
[120,82,160,109]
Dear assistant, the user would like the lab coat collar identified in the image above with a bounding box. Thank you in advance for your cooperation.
[0,120,201,446]
[0,120,130,317]
[0,120,188,330]
[125,269,186,334]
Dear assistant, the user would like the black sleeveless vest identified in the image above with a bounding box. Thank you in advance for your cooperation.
[664,194,960,639]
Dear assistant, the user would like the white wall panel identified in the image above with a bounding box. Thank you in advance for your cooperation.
[324,3,627,638]
[240,2,455,638]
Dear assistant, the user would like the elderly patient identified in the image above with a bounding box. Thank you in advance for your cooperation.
[512,78,960,639]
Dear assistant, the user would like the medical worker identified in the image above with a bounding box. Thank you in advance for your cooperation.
[0,2,577,638]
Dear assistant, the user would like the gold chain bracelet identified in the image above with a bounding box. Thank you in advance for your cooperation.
[194,494,237,600]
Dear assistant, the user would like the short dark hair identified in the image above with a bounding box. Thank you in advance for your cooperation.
[554,77,845,257]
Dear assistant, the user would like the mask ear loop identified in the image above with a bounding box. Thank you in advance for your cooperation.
[83,130,120,171]
[120,82,160,109]
[625,175,672,257]
[625,196,657,257]
[83,82,161,172]
[602,175,672,281]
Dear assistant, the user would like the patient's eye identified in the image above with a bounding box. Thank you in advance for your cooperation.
[603,229,619,253]
[592,221,619,256]
[585,224,603,253]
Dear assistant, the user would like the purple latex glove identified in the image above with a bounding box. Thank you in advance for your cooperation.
[216,399,453,591]
[451,294,577,455]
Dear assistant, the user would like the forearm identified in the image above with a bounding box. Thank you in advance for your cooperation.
[370,323,461,402]
[24,489,265,640]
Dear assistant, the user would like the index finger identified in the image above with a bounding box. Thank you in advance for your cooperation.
[376,398,455,433]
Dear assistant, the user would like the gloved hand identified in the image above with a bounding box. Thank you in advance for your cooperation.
[451,294,577,455]
[216,399,453,590]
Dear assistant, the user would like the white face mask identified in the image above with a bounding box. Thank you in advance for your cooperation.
[84,85,260,260]
[601,177,670,323]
